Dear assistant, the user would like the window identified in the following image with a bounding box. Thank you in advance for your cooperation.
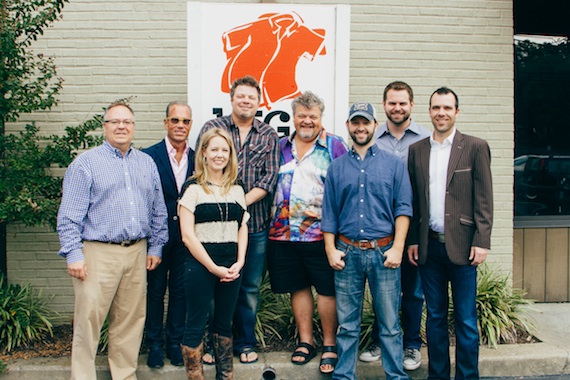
[514,36,570,217]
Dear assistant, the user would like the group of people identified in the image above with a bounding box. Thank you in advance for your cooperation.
[56,76,493,380]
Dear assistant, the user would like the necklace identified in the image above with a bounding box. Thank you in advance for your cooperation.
[210,184,229,236]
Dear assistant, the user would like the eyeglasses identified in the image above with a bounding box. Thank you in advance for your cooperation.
[167,117,192,126]
[104,119,135,127]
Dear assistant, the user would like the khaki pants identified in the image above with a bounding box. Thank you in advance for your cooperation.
[70,240,147,380]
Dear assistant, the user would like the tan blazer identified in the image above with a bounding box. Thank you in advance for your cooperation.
[407,130,493,266]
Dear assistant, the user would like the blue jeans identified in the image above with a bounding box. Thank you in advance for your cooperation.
[370,254,424,350]
[419,240,479,380]
[145,242,187,350]
[401,257,424,350]
[233,229,268,352]
[334,240,408,380]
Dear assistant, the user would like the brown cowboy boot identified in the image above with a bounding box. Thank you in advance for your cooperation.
[213,334,234,380]
[180,343,205,380]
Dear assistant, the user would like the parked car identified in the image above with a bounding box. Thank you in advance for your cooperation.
[515,155,570,215]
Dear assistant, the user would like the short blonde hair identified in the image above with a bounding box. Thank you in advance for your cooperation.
[193,128,238,195]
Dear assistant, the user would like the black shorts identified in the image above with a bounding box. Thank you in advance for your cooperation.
[267,240,335,296]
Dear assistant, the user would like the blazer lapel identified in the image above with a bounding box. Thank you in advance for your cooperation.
[446,130,465,188]
[419,138,431,192]
[157,140,178,192]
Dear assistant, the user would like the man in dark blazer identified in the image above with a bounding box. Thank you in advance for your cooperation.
[143,101,195,368]
[407,87,493,380]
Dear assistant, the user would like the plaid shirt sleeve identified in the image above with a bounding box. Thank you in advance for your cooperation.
[250,127,279,193]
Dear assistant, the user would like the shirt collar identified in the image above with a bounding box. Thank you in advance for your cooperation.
[376,119,423,140]
[102,140,133,157]
[230,115,261,133]
[350,143,380,158]
[164,136,188,156]
[430,127,457,147]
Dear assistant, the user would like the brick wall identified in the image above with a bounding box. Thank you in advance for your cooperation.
[6,0,514,320]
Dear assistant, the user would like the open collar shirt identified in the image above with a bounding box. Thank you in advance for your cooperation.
[322,144,413,240]
[164,136,190,192]
[57,141,168,264]
[269,128,348,242]
[199,115,280,233]
[429,128,456,233]
[374,119,431,163]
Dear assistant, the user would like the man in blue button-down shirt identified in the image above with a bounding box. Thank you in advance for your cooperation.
[57,102,168,380]
[322,102,412,380]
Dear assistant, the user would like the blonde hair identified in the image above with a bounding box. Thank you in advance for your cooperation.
[193,128,238,195]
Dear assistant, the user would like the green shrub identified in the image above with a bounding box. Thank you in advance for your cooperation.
[0,359,7,374]
[255,271,291,347]
[0,275,54,352]
[474,264,535,347]
[98,318,109,353]
[255,271,323,348]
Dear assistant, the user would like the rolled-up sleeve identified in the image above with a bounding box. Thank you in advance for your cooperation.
[321,163,339,235]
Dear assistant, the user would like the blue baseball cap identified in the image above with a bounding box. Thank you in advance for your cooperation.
[348,102,376,121]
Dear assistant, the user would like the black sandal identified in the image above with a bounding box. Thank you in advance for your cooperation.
[319,346,338,375]
[291,342,317,365]
[239,346,259,364]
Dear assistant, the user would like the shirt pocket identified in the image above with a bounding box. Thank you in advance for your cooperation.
[248,144,272,167]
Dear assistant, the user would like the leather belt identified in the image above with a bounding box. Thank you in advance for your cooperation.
[429,230,445,243]
[89,239,142,247]
[338,234,394,250]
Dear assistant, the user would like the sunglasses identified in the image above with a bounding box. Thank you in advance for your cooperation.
[167,117,192,126]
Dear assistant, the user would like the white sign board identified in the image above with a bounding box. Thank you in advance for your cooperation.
[187,2,351,146]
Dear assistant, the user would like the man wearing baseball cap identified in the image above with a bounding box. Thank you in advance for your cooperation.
[322,102,412,380]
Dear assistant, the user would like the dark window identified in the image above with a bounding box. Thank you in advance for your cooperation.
[514,37,570,217]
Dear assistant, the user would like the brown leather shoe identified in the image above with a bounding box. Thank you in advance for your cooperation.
[180,343,205,380]
[213,333,234,380]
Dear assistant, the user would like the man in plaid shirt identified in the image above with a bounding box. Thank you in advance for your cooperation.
[197,75,279,364]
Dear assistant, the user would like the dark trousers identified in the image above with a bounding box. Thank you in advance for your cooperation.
[419,240,479,380]
[182,255,242,348]
[145,242,187,349]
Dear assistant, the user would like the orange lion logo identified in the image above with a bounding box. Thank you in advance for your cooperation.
[221,12,327,109]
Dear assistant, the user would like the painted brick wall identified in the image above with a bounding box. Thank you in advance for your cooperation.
[6,0,513,320]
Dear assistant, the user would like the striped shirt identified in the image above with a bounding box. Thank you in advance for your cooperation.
[178,180,250,256]
[199,116,279,233]
[57,141,169,264]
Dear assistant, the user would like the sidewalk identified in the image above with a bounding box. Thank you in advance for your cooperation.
[4,303,570,379]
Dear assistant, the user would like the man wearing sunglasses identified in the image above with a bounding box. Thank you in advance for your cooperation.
[143,102,195,368]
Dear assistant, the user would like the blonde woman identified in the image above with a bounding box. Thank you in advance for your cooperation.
[178,128,249,380]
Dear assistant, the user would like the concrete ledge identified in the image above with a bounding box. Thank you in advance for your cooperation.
[4,343,570,380]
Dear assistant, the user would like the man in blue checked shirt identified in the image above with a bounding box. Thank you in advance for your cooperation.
[322,102,412,380]
[57,101,168,380]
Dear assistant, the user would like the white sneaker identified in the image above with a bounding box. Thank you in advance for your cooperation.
[403,348,421,370]
[359,343,381,362]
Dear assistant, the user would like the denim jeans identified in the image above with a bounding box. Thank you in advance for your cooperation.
[419,240,479,380]
[370,254,423,350]
[145,242,187,349]
[401,257,424,350]
[334,240,408,380]
[233,229,268,352]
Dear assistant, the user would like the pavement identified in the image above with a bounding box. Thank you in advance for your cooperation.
[3,303,570,379]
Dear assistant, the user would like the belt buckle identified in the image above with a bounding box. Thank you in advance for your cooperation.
[358,240,375,249]
[120,240,132,247]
